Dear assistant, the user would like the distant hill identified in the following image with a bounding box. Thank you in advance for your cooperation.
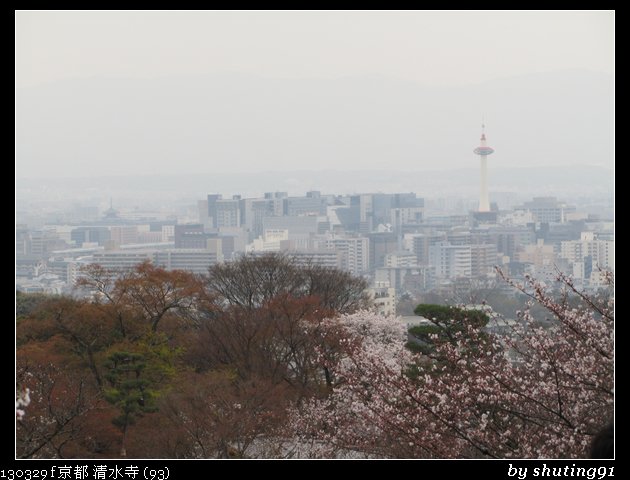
[16,70,613,179]
[15,166,613,203]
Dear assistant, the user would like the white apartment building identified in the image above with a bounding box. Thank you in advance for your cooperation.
[91,250,153,272]
[367,281,396,317]
[428,242,472,279]
[560,232,614,270]
[515,240,556,267]
[153,249,220,275]
[247,229,289,253]
[323,235,369,276]
[385,250,418,268]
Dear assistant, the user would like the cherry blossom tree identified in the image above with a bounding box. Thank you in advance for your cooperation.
[289,271,613,458]
[15,387,30,421]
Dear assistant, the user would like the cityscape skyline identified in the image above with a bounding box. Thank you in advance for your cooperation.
[16,114,613,308]
[16,183,614,297]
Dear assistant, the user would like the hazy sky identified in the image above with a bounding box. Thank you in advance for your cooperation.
[16,10,613,88]
[15,11,614,179]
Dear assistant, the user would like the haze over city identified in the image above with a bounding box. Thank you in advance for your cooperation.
[16,10,614,181]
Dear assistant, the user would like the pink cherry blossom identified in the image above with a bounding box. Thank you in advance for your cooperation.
[288,271,613,458]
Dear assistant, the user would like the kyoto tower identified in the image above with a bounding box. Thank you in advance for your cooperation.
[473,123,495,212]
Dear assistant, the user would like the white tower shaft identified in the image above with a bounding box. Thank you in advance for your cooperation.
[477,127,491,212]
[479,156,489,212]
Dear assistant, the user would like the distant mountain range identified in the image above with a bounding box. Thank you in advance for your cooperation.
[16,166,613,203]
[16,70,613,180]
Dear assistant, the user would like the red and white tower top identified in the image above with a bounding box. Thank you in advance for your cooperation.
[473,124,495,156]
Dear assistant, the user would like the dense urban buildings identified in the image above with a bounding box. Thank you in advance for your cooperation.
[16,188,614,316]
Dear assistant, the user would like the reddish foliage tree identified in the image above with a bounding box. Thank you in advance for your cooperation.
[16,358,102,458]
[145,370,291,458]
[79,261,208,335]
[185,294,347,395]
[115,261,207,332]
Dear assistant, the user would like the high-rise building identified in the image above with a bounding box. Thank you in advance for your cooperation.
[368,232,398,269]
[470,243,498,277]
[560,232,614,270]
[367,282,396,317]
[70,227,111,247]
[429,242,472,279]
[286,250,340,269]
[29,230,66,257]
[405,232,447,266]
[324,235,369,276]
[16,224,30,257]
[283,193,326,216]
[240,198,277,240]
[519,197,575,224]
[92,251,153,272]
[206,194,240,228]
[109,226,138,246]
[153,249,220,274]
[489,226,536,261]
[515,240,556,267]
[384,251,418,268]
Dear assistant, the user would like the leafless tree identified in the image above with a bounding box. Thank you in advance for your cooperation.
[207,252,370,313]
